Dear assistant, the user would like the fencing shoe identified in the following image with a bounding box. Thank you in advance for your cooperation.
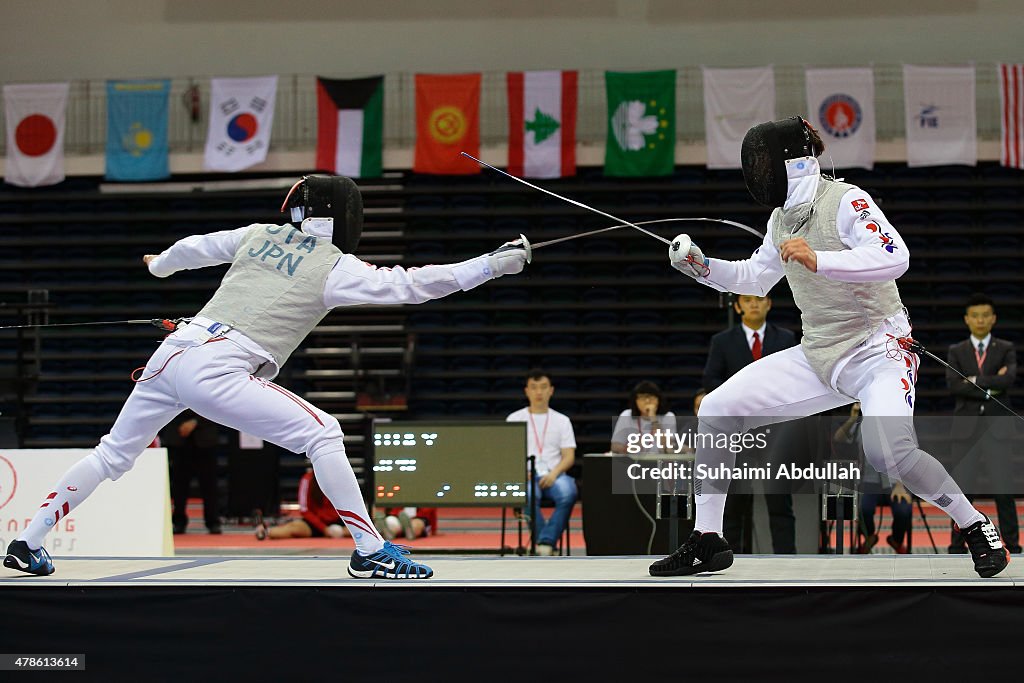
[3,540,55,576]
[649,530,733,577]
[961,514,1009,578]
[348,541,433,579]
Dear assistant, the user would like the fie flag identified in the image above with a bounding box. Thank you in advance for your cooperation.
[506,70,577,178]
[604,70,675,177]
[999,63,1024,169]
[316,76,384,178]
[105,79,171,181]
[203,75,278,172]
[702,66,775,169]
[3,82,69,187]
[805,68,876,170]
[903,65,976,167]
[414,73,481,175]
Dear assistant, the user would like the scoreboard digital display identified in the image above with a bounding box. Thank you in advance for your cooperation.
[371,421,528,506]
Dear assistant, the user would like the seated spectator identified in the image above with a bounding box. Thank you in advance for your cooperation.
[378,508,439,540]
[255,469,346,540]
[833,403,913,553]
[506,369,578,556]
[611,380,678,454]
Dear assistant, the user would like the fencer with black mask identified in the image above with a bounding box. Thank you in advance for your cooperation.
[5,175,529,580]
[651,117,1008,578]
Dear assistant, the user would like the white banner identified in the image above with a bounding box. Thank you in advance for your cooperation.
[903,65,977,167]
[702,66,775,169]
[204,75,278,172]
[3,82,69,187]
[0,449,172,557]
[805,68,876,170]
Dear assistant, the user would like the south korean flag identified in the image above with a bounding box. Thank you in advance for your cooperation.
[203,76,278,172]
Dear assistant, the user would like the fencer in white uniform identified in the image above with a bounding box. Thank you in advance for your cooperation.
[4,175,530,579]
[649,117,1008,578]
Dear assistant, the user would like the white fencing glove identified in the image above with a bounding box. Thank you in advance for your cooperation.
[486,233,532,277]
[668,233,709,278]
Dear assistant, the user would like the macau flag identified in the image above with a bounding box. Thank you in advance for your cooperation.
[604,70,675,177]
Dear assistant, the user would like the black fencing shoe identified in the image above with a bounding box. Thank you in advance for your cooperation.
[649,531,734,577]
[961,515,1009,578]
[3,540,55,576]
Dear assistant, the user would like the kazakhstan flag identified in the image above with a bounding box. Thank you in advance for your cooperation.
[105,79,170,181]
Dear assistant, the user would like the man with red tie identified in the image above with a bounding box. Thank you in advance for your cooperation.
[946,293,1020,553]
[700,294,799,554]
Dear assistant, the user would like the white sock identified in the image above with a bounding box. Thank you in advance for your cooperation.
[692,419,735,537]
[310,449,384,555]
[896,451,984,529]
[19,455,106,550]
[694,492,727,536]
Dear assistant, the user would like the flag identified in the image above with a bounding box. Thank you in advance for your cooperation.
[903,65,976,167]
[414,73,480,175]
[203,76,278,172]
[604,70,675,177]
[805,68,876,170]
[506,70,577,178]
[105,79,170,181]
[3,82,69,187]
[999,63,1024,169]
[702,66,775,169]
[316,75,384,178]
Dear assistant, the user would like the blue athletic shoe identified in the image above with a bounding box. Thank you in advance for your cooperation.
[4,540,55,576]
[348,541,433,579]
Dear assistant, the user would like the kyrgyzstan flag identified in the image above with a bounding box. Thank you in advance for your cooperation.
[413,73,480,175]
[507,70,577,178]
[316,75,384,178]
[3,82,69,187]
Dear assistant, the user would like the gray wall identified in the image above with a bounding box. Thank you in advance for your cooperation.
[4,1,1022,82]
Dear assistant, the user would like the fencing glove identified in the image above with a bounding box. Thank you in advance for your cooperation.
[668,233,709,278]
[486,234,532,277]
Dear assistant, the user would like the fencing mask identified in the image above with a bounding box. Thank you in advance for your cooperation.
[281,175,364,253]
[740,117,824,208]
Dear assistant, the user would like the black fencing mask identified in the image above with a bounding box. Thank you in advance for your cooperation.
[281,175,363,253]
[740,117,823,208]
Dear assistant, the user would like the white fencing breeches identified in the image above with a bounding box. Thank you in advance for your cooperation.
[20,334,384,554]
[694,318,981,536]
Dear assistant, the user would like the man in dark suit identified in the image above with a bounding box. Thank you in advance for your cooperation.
[162,411,222,535]
[946,293,1020,553]
[699,294,799,554]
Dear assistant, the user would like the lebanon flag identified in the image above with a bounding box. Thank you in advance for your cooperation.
[413,73,481,175]
[316,75,383,178]
[3,82,69,187]
[999,64,1024,169]
[506,70,577,178]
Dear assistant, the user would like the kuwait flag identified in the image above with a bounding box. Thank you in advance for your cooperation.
[316,76,384,178]
[3,82,69,187]
[506,70,577,178]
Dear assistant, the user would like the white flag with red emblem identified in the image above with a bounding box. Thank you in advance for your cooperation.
[805,68,876,170]
[3,82,69,187]
[999,63,1024,169]
[204,76,278,172]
